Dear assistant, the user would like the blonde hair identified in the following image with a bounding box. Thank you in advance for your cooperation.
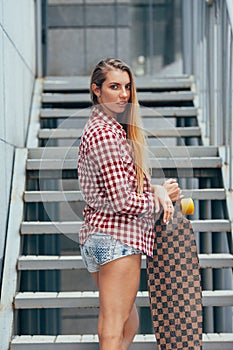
[90,58,150,194]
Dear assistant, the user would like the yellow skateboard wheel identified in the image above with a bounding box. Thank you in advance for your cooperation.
[181,197,195,215]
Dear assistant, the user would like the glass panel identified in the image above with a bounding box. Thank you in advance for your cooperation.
[130,0,182,76]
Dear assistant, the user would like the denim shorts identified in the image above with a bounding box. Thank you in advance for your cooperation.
[80,233,142,273]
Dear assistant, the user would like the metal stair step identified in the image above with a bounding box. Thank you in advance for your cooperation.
[38,128,83,139]
[20,220,231,235]
[28,146,219,159]
[24,190,84,202]
[23,189,226,203]
[183,188,226,200]
[43,75,194,91]
[26,157,221,170]
[17,253,233,270]
[42,91,195,104]
[10,333,233,350]
[40,106,198,119]
[38,127,201,139]
[14,290,233,309]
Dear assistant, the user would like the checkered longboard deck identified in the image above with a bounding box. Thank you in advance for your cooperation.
[146,203,203,350]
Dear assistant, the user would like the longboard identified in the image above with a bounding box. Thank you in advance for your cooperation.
[146,201,202,350]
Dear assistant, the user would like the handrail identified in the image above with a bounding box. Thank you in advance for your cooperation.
[0,149,27,350]
[182,0,233,191]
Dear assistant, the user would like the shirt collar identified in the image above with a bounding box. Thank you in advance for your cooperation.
[91,105,126,137]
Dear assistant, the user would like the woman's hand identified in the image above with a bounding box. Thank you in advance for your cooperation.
[162,178,183,202]
[151,184,174,224]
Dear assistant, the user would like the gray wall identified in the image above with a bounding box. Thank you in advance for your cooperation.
[47,0,131,75]
[0,0,36,282]
[46,0,182,76]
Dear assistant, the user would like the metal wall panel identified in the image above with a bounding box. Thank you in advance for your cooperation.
[0,0,36,285]
[2,0,36,72]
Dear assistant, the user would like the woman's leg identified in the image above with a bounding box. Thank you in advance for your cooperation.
[122,303,139,350]
[92,270,139,348]
[91,254,141,350]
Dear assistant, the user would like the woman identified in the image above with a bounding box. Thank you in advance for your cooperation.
[78,58,180,350]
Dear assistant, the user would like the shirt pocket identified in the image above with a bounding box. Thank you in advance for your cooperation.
[120,150,137,190]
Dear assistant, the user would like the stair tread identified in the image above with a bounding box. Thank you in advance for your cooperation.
[42,91,195,104]
[26,157,221,170]
[11,333,233,346]
[40,106,198,118]
[38,127,201,139]
[17,253,233,270]
[44,74,192,81]
[14,290,233,308]
[43,75,194,91]
[28,145,219,159]
[23,189,226,202]
[20,220,231,234]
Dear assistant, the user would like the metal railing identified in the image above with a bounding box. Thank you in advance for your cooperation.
[182,0,233,192]
[182,0,233,333]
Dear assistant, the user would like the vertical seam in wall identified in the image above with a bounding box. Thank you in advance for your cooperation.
[0,23,35,77]
[2,25,6,147]
[2,21,7,217]
[83,0,87,73]
[114,0,118,58]
[24,78,36,148]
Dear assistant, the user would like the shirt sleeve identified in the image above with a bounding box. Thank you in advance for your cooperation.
[89,129,154,216]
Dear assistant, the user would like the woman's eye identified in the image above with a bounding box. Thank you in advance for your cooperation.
[126,84,131,90]
[110,84,118,90]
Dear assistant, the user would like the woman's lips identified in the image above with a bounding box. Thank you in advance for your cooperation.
[117,102,127,107]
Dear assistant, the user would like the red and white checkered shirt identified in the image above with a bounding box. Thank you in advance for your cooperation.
[78,106,155,257]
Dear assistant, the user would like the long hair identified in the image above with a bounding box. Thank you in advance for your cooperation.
[90,58,150,194]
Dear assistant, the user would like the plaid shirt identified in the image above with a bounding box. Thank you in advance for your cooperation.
[78,106,155,257]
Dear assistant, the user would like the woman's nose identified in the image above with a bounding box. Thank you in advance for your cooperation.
[120,88,128,97]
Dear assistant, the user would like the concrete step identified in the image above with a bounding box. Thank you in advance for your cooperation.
[38,127,201,139]
[11,333,233,350]
[23,189,226,203]
[40,106,198,119]
[17,253,233,270]
[42,91,195,105]
[26,157,221,170]
[28,146,219,159]
[43,75,194,92]
[14,290,233,309]
[28,146,218,159]
[20,220,231,235]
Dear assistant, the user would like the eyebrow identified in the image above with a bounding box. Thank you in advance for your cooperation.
[108,81,131,85]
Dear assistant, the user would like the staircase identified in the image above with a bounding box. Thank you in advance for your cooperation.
[9,75,233,349]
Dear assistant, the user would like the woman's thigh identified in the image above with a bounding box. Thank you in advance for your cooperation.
[98,254,142,322]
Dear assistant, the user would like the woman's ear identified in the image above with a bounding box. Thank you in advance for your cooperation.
[91,83,101,98]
